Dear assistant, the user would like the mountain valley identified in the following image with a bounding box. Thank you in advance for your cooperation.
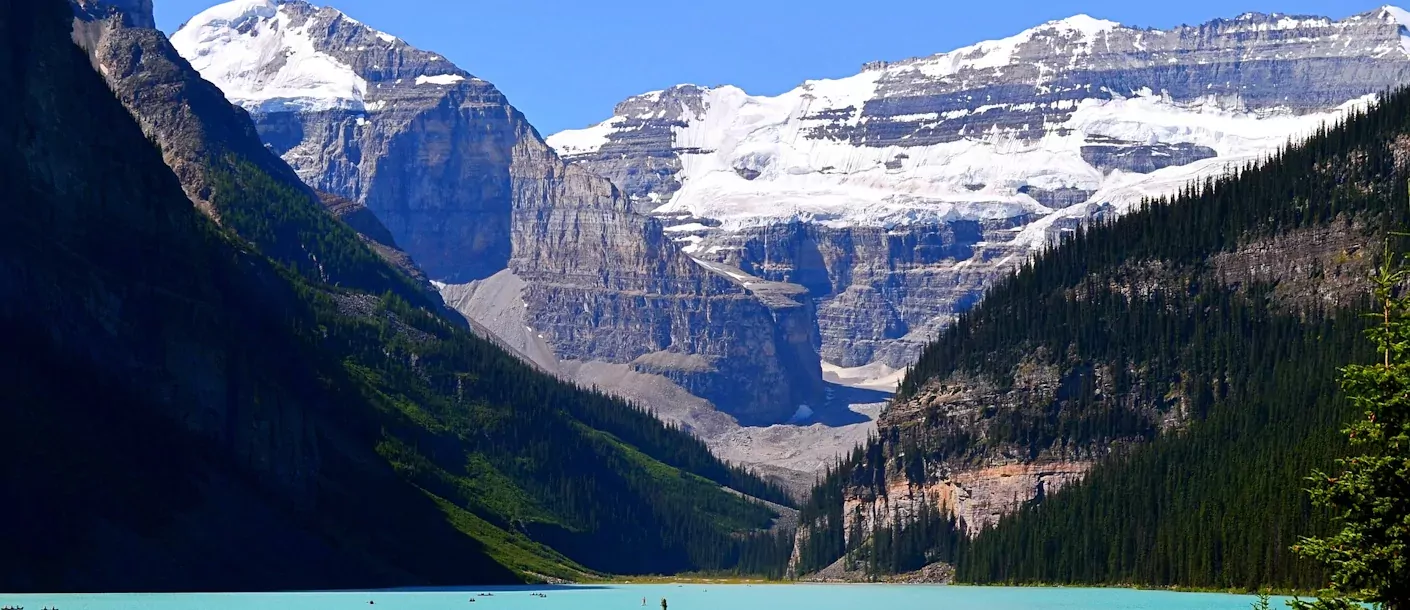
[166,0,1410,495]
[3,0,1409,593]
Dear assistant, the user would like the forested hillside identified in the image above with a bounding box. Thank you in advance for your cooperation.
[795,87,1410,589]
[1,0,790,591]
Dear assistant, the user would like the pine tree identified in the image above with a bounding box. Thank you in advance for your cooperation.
[1292,247,1410,610]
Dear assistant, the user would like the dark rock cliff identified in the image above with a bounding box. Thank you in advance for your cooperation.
[1,0,516,590]
[70,2,452,315]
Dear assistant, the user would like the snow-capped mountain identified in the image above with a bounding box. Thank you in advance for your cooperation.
[171,0,508,279]
[548,7,1410,371]
[171,0,469,114]
[550,10,1408,232]
[172,0,829,436]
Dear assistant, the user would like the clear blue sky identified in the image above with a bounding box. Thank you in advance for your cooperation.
[157,0,1391,136]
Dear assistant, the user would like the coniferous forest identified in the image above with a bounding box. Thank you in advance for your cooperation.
[796,86,1410,589]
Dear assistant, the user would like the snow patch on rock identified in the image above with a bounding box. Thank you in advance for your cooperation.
[910,14,1119,80]
[415,74,464,86]
[787,405,815,424]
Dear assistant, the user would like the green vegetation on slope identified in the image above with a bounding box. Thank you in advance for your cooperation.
[1,0,791,590]
[797,87,1410,589]
[286,287,794,576]
[207,158,430,305]
[196,107,797,581]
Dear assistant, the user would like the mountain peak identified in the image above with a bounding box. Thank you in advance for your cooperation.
[172,0,476,115]
[171,0,367,113]
[182,0,279,29]
[177,0,392,43]
[548,3,1400,235]
[1039,13,1121,36]
[891,12,1122,81]
[71,0,156,28]
[1381,5,1410,26]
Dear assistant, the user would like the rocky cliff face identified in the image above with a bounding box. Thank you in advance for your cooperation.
[505,140,823,424]
[831,359,1130,544]
[71,10,277,218]
[675,218,1042,369]
[170,0,512,282]
[550,7,1410,377]
[821,221,1378,552]
[843,462,1092,538]
[171,0,823,425]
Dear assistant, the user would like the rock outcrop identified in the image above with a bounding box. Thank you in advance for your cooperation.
[71,0,152,27]
[843,461,1093,537]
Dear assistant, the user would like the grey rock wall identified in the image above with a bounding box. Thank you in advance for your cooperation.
[174,2,824,424]
[683,219,1033,369]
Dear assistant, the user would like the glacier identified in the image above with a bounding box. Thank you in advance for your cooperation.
[548,15,1394,236]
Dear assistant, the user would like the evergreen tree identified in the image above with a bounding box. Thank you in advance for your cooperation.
[1292,249,1410,610]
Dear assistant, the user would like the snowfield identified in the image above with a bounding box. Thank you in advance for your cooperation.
[548,10,1402,240]
[551,84,1374,234]
[172,0,371,113]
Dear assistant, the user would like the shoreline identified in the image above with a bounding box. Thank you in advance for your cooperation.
[580,576,1314,597]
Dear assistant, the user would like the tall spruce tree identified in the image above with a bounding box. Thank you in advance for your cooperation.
[1292,246,1410,610]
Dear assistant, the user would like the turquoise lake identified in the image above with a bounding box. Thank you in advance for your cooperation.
[0,585,1290,610]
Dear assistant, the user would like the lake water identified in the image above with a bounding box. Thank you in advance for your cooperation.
[0,584,1288,610]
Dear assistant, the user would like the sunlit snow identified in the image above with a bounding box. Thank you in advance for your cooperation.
[1381,5,1410,55]
[547,10,1387,239]
[171,0,367,113]
[415,74,465,86]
